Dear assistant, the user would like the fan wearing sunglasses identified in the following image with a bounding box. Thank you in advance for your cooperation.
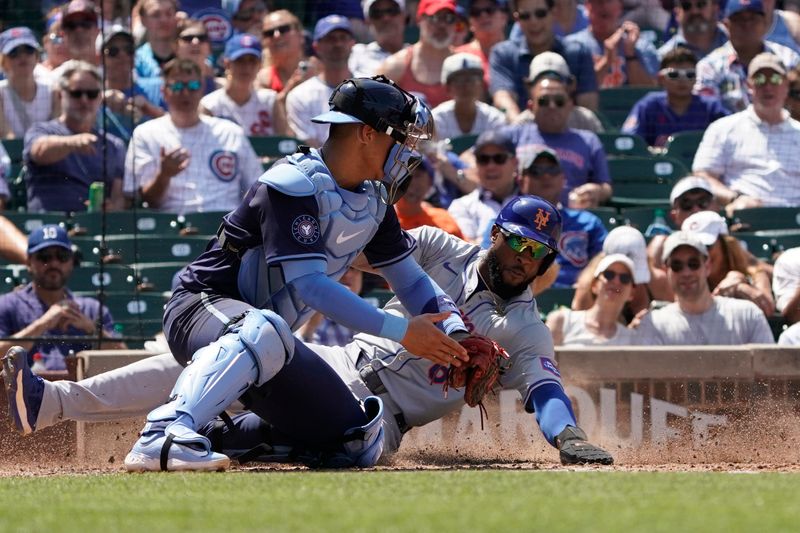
[25,60,126,213]
[621,46,728,147]
[0,225,125,373]
[657,0,727,61]
[547,253,640,346]
[0,26,60,140]
[634,231,774,345]
[349,0,408,77]
[60,0,100,64]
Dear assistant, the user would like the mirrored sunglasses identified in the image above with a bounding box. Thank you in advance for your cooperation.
[167,80,202,92]
[752,72,784,87]
[661,68,696,80]
[499,228,552,259]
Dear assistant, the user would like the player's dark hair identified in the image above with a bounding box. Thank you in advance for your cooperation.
[162,57,202,81]
[660,47,698,69]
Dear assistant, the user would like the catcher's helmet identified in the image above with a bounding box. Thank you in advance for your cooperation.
[312,75,433,204]
[495,195,562,253]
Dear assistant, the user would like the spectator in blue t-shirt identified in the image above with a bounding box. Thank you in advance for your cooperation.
[134,0,179,80]
[489,0,598,122]
[622,47,729,146]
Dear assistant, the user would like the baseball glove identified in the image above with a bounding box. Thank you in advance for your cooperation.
[445,334,509,408]
[556,426,614,465]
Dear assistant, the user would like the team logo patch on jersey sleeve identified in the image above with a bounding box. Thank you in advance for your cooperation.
[209,150,239,182]
[540,357,561,377]
[292,215,320,244]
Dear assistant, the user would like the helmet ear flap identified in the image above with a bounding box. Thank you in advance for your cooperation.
[537,251,558,277]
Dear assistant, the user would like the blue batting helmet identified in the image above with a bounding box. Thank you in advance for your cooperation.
[495,195,562,253]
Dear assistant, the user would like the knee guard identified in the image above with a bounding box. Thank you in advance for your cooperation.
[313,396,385,469]
[143,309,295,439]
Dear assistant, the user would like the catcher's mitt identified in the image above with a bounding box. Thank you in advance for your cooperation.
[445,334,509,408]
[556,426,614,465]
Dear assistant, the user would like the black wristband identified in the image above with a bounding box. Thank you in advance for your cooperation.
[625,54,638,61]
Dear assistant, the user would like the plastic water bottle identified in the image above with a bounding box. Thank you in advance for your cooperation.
[645,209,672,238]
[31,352,47,373]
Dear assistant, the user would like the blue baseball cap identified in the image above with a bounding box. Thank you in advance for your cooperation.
[0,27,41,55]
[724,0,764,18]
[27,224,71,254]
[474,129,516,155]
[224,32,262,60]
[313,14,353,42]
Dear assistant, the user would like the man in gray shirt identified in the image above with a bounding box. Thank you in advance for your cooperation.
[636,231,774,345]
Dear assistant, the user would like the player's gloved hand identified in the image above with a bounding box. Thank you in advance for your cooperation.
[446,334,509,407]
[555,426,614,465]
[401,312,468,367]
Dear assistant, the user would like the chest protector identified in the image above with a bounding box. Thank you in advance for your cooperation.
[237,149,387,330]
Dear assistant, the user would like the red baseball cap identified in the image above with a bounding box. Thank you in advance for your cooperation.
[417,0,457,18]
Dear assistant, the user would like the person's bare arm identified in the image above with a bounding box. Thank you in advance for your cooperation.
[575,91,598,111]
[376,49,408,81]
[30,133,97,165]
[781,287,800,325]
[0,216,27,263]
[545,308,566,346]
[492,90,521,122]
[272,94,293,137]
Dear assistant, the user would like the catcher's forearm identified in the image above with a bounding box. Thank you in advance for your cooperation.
[526,383,577,447]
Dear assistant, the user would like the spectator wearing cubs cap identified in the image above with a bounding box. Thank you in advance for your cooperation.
[694,52,800,214]
[350,0,410,77]
[0,27,60,140]
[201,33,291,137]
[286,15,356,147]
[431,52,507,141]
[0,225,125,371]
[634,230,774,345]
[511,51,604,133]
[546,253,641,345]
[124,58,263,213]
[682,210,775,316]
[378,0,459,108]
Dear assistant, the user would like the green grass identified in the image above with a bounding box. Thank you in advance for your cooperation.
[1,470,799,532]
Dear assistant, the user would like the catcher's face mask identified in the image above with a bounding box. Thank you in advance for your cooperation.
[380,103,433,205]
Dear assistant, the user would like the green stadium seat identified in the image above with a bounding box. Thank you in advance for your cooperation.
[733,233,775,261]
[662,130,704,169]
[136,262,185,292]
[3,212,67,234]
[69,264,137,293]
[608,182,674,208]
[608,155,689,184]
[535,287,575,318]
[175,211,229,236]
[586,206,621,231]
[0,264,29,292]
[446,134,479,154]
[249,135,301,158]
[114,319,164,348]
[598,87,656,130]
[597,132,650,157]
[729,207,800,232]
[70,211,181,237]
[96,292,169,322]
[73,235,212,265]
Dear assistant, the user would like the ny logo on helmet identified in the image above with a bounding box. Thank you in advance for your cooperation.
[534,208,550,230]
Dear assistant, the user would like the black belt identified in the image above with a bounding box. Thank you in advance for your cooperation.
[356,351,410,434]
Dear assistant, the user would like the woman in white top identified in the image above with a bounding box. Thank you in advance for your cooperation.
[200,32,291,137]
[546,253,640,346]
[0,27,59,139]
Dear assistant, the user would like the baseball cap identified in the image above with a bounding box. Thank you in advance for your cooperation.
[518,147,560,175]
[363,0,405,18]
[224,32,262,60]
[95,24,133,55]
[417,0,457,18]
[681,210,728,246]
[593,253,636,280]
[27,224,72,254]
[661,230,709,263]
[602,226,651,284]
[669,175,713,205]
[748,52,787,78]
[528,51,571,84]
[313,14,354,42]
[474,129,516,154]
[724,0,764,18]
[440,52,484,85]
[62,0,98,21]
[0,27,41,55]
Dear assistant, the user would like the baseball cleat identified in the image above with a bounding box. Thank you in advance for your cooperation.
[124,433,231,472]
[2,346,45,435]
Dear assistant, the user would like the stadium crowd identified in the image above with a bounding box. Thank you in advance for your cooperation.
[1,0,800,372]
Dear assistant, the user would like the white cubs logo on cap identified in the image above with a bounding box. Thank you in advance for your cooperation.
[194,10,232,42]
[292,215,320,245]
[209,150,238,182]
